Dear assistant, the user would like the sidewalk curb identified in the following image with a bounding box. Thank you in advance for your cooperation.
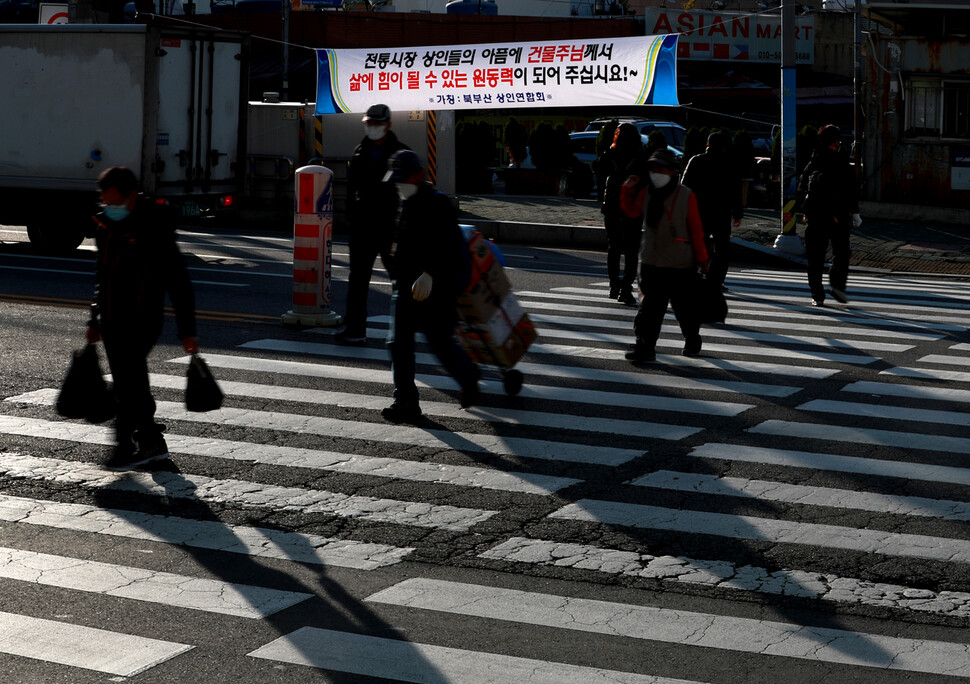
[462,219,607,248]
[463,218,814,270]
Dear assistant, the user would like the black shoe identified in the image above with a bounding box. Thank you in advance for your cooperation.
[828,287,849,304]
[459,382,480,409]
[104,441,154,471]
[682,337,702,357]
[608,285,620,299]
[381,401,422,423]
[335,330,366,346]
[136,432,170,463]
[811,298,825,307]
[625,345,656,363]
[617,289,637,306]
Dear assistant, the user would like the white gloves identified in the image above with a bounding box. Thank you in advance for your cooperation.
[412,272,433,301]
[852,213,862,228]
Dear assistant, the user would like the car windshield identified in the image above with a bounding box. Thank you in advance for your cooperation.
[571,136,596,155]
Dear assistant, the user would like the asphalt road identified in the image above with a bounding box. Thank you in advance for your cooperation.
[2,223,970,683]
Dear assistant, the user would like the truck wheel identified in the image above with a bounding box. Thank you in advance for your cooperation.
[26,223,85,253]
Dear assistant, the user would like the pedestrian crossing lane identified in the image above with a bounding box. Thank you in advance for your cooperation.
[1,268,970,678]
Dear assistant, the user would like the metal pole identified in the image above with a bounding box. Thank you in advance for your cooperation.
[282,0,290,100]
[854,0,864,177]
[773,0,805,255]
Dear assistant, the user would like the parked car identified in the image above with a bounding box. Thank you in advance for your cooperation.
[584,118,687,157]
[569,129,683,191]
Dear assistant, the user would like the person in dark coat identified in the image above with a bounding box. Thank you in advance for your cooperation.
[620,150,709,363]
[336,104,409,345]
[85,166,198,470]
[598,123,645,305]
[682,131,743,290]
[380,150,480,423]
[796,124,861,306]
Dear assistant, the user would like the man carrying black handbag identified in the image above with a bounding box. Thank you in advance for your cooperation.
[85,166,200,471]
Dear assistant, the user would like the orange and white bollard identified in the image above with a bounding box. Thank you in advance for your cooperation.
[281,164,343,327]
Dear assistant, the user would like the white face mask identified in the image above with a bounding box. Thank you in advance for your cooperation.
[650,172,672,188]
[396,183,418,200]
[364,124,387,141]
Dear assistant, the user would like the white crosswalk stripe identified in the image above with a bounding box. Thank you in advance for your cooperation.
[7,388,644,466]
[0,489,410,569]
[249,627,702,684]
[0,612,192,677]
[0,546,311,618]
[365,579,970,677]
[4,266,970,679]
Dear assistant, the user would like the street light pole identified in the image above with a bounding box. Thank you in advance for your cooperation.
[773,0,805,255]
[854,0,864,175]
[282,0,290,100]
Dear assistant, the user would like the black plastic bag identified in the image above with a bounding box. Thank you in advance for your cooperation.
[185,355,224,412]
[695,274,728,324]
[56,344,115,423]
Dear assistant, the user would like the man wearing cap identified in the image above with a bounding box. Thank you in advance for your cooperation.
[336,104,409,345]
[380,149,480,422]
[682,131,743,291]
[620,149,709,363]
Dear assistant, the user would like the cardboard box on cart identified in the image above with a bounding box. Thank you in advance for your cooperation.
[459,292,537,368]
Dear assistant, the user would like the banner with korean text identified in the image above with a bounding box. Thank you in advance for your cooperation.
[314,34,679,115]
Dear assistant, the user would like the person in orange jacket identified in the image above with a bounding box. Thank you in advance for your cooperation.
[620,149,709,363]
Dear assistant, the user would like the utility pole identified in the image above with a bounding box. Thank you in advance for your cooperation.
[854,0,864,178]
[282,0,290,100]
[773,0,805,255]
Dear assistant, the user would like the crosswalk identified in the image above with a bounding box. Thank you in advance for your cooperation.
[3,267,970,680]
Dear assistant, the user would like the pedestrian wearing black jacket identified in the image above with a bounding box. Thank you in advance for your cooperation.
[796,125,861,306]
[682,131,743,290]
[85,166,198,470]
[379,150,479,423]
[598,123,645,305]
[336,104,409,345]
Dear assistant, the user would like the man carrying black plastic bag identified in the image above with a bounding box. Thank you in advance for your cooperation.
[85,166,200,471]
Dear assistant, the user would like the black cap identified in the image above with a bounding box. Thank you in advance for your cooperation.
[817,124,841,147]
[707,131,730,150]
[362,104,391,123]
[647,149,678,169]
[383,150,423,183]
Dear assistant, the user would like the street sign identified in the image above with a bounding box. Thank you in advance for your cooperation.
[39,3,69,24]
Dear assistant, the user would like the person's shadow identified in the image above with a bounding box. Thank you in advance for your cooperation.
[91,462,449,682]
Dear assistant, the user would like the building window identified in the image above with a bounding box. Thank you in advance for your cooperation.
[943,83,970,138]
[906,78,970,139]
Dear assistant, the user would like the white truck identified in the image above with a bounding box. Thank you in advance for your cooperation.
[0,23,249,250]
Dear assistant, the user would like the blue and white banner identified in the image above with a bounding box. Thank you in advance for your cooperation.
[314,34,679,115]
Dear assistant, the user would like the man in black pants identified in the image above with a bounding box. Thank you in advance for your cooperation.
[682,131,743,291]
[796,125,861,306]
[86,166,199,470]
[336,104,409,345]
[379,150,480,423]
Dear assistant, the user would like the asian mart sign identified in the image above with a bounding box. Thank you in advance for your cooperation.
[643,9,814,64]
[314,34,680,115]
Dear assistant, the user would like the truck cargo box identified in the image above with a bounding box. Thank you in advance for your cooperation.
[0,23,249,250]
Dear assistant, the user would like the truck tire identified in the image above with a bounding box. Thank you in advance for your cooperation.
[26,221,85,253]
